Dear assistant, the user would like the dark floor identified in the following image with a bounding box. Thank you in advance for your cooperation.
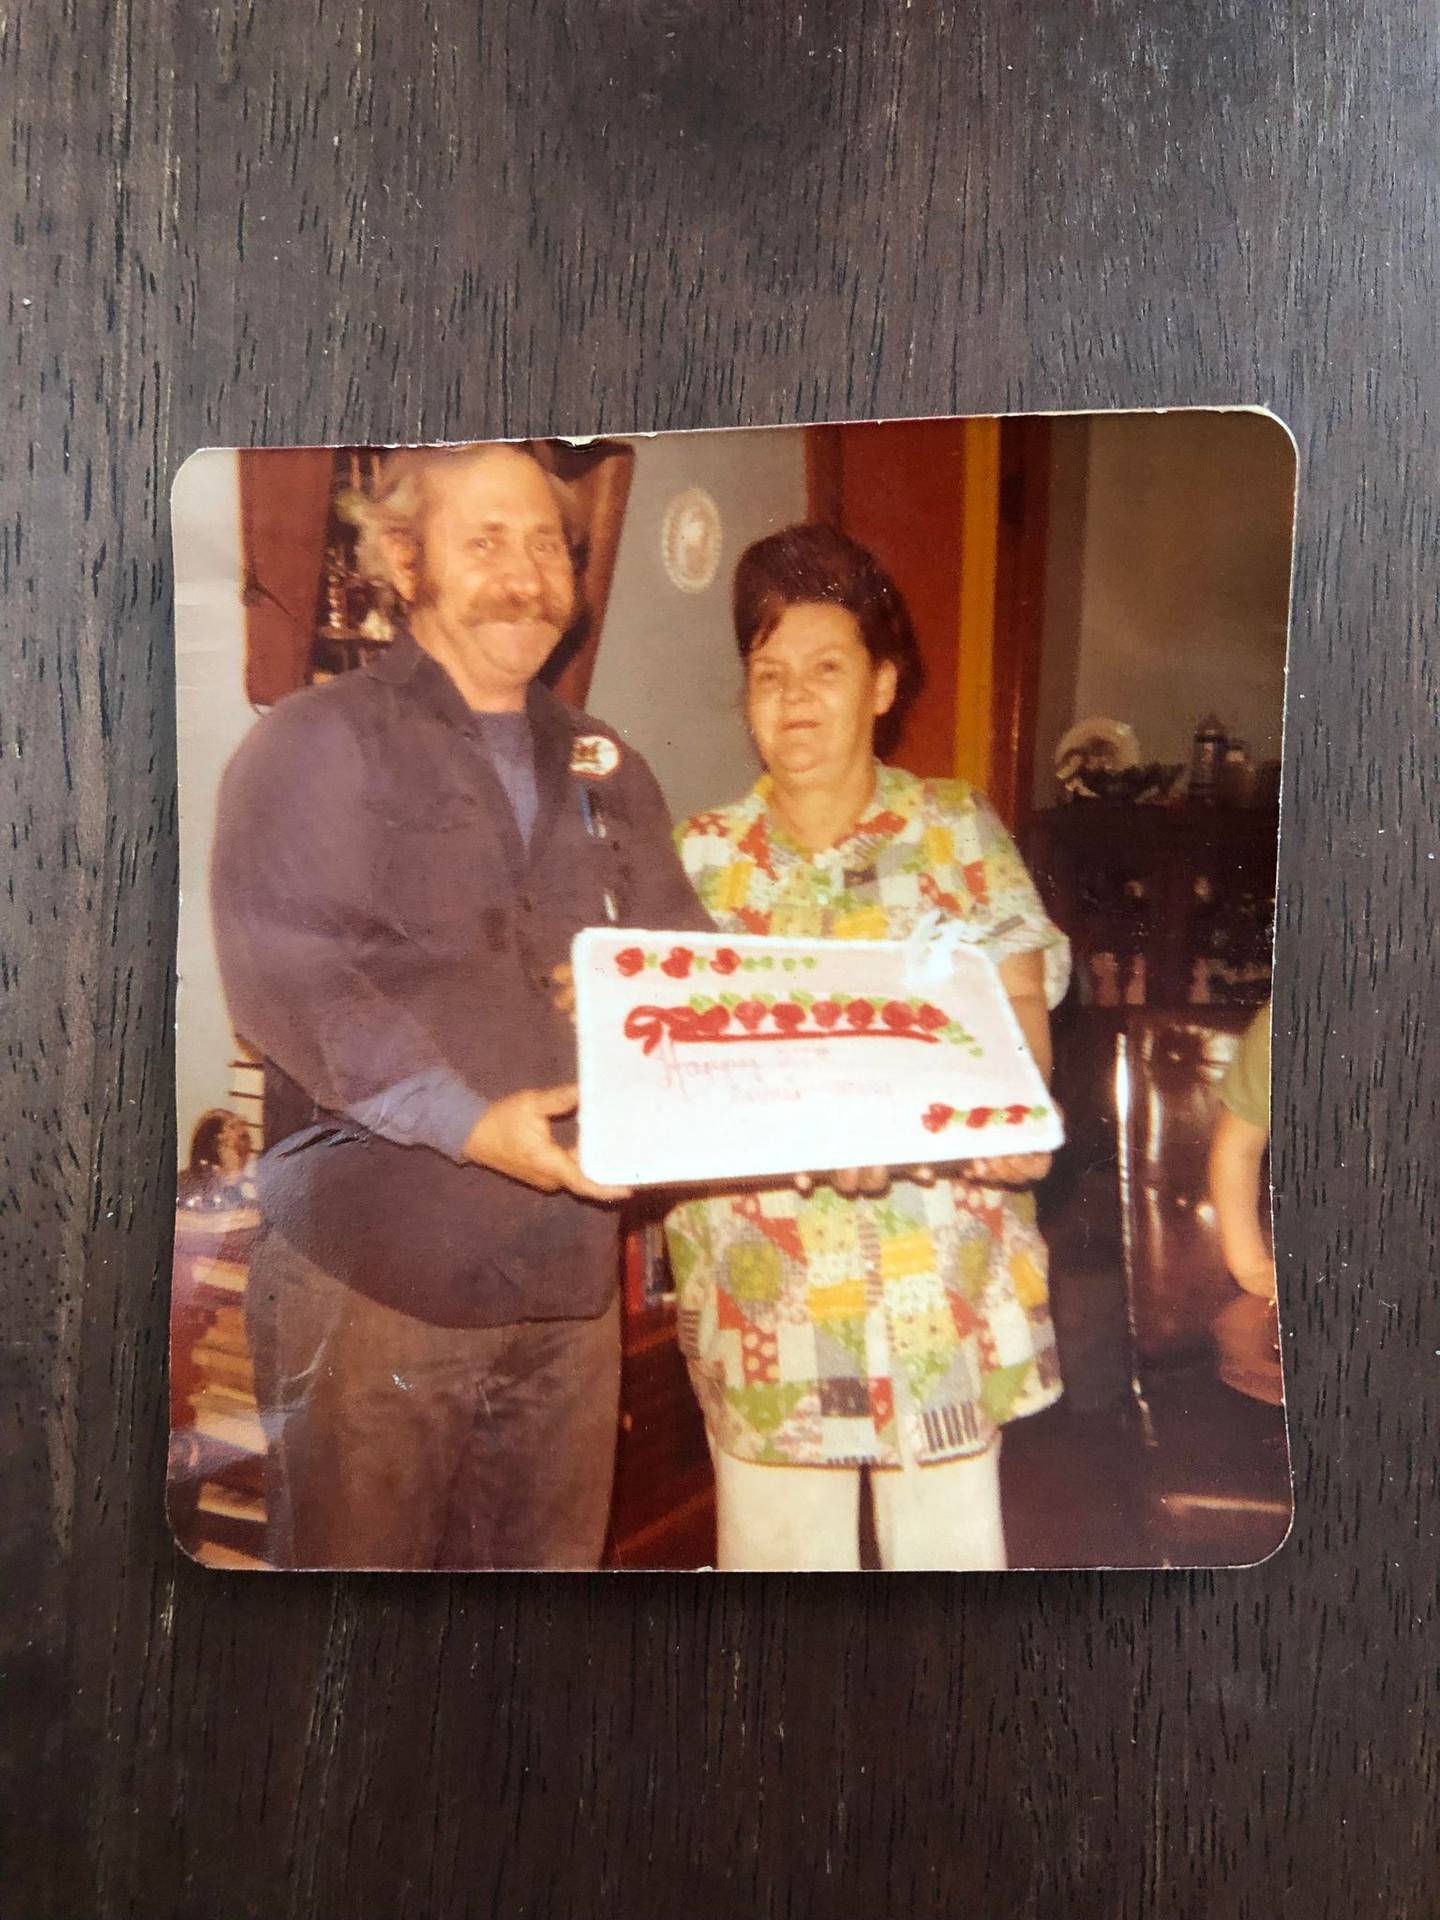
[1002,1375,1292,1570]
[173,1367,1292,1574]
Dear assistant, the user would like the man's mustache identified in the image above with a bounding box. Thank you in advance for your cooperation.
[470,588,571,625]
[414,576,573,627]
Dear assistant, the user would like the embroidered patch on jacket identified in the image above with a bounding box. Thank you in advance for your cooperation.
[570,734,621,779]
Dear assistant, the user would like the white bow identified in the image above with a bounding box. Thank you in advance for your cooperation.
[900,909,1022,988]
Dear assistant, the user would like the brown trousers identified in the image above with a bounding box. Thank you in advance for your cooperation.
[243,1229,622,1570]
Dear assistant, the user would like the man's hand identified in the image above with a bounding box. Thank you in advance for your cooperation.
[462,1084,629,1203]
[960,1151,1053,1188]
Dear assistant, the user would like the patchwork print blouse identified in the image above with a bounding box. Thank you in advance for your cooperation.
[664,764,1072,1468]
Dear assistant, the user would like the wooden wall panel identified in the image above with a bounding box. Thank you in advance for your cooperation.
[2,3,1436,1915]
[833,417,969,779]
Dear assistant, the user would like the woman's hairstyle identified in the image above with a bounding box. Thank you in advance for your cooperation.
[187,1108,249,1174]
[341,442,582,595]
[732,523,924,752]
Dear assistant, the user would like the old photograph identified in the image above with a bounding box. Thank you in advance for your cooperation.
[169,412,1295,1571]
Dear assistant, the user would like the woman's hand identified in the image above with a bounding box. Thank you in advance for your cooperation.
[793,1164,940,1197]
[794,1166,891,1197]
[959,1151,1053,1188]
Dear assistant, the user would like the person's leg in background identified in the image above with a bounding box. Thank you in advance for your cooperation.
[244,1228,476,1569]
[443,1293,623,1570]
[710,1450,864,1571]
[870,1434,1007,1571]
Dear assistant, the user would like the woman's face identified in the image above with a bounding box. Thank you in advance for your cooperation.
[217,1119,252,1174]
[745,602,897,789]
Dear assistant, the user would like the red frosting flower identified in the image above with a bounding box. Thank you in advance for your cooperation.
[660,947,694,979]
[711,948,741,975]
[880,1000,915,1032]
[915,1003,948,1032]
[734,1000,768,1032]
[844,999,876,1030]
[922,1103,955,1133]
[772,1002,806,1033]
[811,1001,843,1029]
[966,1107,994,1128]
[615,947,644,978]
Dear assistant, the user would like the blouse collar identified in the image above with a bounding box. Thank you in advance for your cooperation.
[747,762,920,862]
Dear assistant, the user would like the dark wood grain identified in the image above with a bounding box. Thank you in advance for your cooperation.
[3,2,1437,1914]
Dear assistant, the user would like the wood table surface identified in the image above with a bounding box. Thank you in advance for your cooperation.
[2,3,1436,1914]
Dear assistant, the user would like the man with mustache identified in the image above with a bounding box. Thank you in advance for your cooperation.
[210,442,706,1569]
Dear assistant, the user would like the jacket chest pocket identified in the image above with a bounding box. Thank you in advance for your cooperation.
[574,831,626,927]
[366,791,505,957]
[540,820,630,933]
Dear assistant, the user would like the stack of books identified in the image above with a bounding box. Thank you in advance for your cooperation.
[189,1300,265,1457]
[171,1207,270,1566]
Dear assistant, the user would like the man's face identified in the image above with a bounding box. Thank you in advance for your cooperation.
[397,449,576,695]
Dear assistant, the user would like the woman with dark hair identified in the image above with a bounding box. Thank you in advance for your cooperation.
[664,523,1070,1570]
[176,1108,256,1212]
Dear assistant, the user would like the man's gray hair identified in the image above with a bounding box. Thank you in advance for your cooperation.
[341,442,582,594]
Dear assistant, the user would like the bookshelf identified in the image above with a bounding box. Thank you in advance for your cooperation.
[168,1204,268,1565]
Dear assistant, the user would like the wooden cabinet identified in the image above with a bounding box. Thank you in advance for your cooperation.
[1024,805,1278,1421]
[605,1216,715,1569]
[607,1312,715,1569]
[1026,804,1278,1009]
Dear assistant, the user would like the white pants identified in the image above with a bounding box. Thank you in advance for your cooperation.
[712,1435,1007,1571]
